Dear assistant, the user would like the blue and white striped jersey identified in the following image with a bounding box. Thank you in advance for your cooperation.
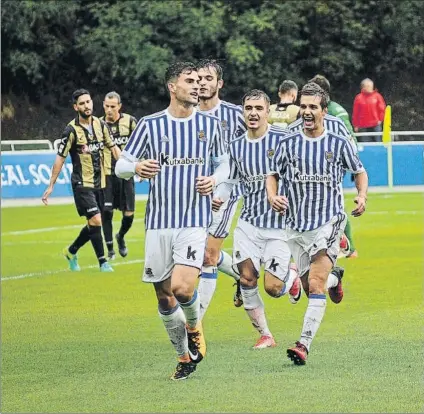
[198,100,246,147]
[199,100,247,199]
[271,130,365,232]
[229,125,288,229]
[122,109,226,230]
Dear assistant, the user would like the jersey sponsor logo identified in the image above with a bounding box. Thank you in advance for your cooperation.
[79,142,104,154]
[159,152,205,167]
[243,173,268,183]
[293,168,331,183]
[114,136,129,146]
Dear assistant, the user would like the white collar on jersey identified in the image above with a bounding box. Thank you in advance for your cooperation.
[197,99,222,114]
[300,128,328,141]
[245,124,271,143]
[165,107,197,121]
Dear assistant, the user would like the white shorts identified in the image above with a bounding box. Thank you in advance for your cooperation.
[208,196,239,239]
[286,213,347,277]
[233,219,291,282]
[143,227,207,283]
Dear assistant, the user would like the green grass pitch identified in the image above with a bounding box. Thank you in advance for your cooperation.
[1,192,423,413]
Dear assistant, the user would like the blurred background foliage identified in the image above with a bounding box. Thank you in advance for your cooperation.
[2,0,423,139]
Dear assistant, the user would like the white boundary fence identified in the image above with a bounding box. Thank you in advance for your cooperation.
[1,139,53,151]
[354,132,424,189]
[2,132,423,192]
[2,132,424,153]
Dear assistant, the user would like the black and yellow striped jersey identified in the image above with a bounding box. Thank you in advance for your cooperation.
[268,103,300,129]
[100,113,137,175]
[57,116,115,189]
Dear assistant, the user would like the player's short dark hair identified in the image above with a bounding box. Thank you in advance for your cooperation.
[164,61,197,85]
[104,91,121,104]
[242,89,271,106]
[197,59,223,80]
[278,80,298,94]
[300,82,329,109]
[72,89,90,104]
[309,74,331,95]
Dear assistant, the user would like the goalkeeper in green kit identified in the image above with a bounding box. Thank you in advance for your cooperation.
[309,74,358,258]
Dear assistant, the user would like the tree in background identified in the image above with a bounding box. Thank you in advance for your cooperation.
[2,0,423,139]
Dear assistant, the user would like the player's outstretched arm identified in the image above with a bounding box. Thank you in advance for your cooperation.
[352,171,368,217]
[42,155,66,205]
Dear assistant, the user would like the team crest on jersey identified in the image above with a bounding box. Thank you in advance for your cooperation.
[197,130,206,141]
[325,151,334,162]
[111,126,118,134]
[221,120,229,131]
[161,135,169,142]
[267,149,275,159]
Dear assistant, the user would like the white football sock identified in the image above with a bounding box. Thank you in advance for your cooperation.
[241,285,272,337]
[198,266,217,320]
[299,294,327,351]
[279,267,298,296]
[217,251,240,281]
[179,289,200,329]
[158,304,188,357]
[326,272,339,289]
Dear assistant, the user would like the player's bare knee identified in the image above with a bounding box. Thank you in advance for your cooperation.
[154,283,175,311]
[264,272,284,297]
[88,214,102,227]
[173,283,194,304]
[308,277,326,295]
[264,282,283,298]
[239,265,258,288]
[124,211,134,217]
[203,246,219,266]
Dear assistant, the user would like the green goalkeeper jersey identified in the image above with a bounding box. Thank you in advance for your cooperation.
[327,100,357,143]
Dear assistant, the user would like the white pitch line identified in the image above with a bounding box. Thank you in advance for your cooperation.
[1,259,144,282]
[2,219,144,236]
[2,211,422,237]
[2,238,145,246]
[1,247,233,282]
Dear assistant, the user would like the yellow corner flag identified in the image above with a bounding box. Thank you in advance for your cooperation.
[382,105,392,143]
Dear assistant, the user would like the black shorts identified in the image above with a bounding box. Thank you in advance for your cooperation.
[104,174,135,212]
[73,186,105,219]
